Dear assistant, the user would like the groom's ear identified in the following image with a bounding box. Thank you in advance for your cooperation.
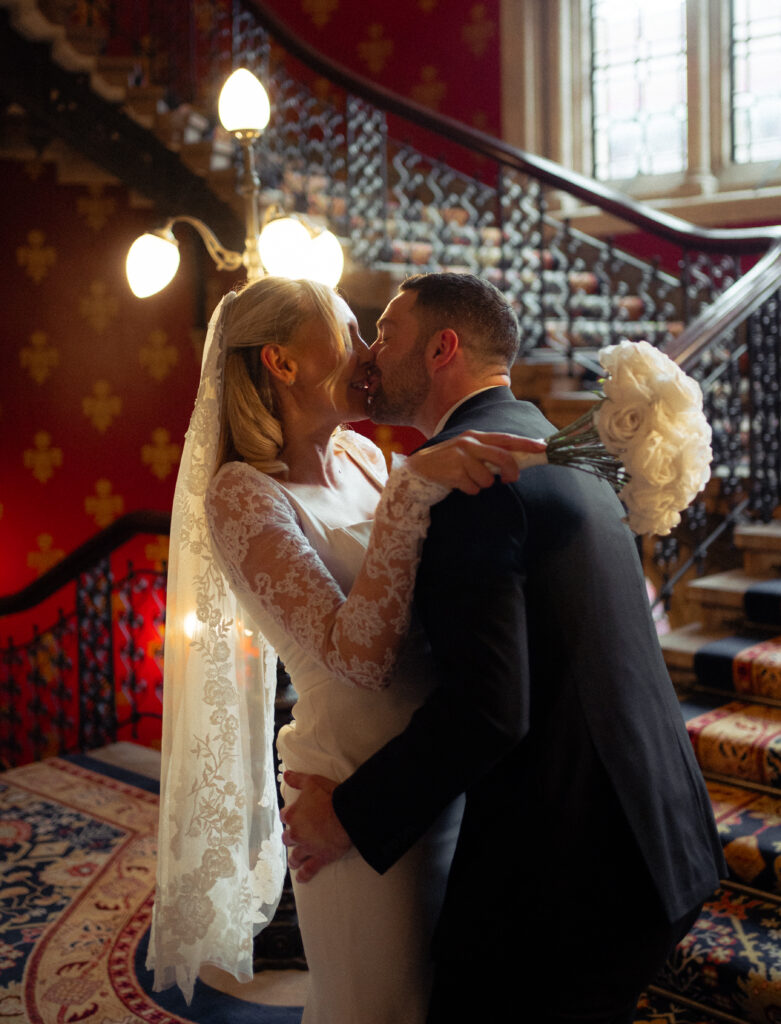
[428,328,459,370]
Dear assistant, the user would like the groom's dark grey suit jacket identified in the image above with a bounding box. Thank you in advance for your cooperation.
[333,386,724,959]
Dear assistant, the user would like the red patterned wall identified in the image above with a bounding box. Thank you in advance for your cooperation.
[1,159,208,599]
[0,0,503,606]
[258,0,503,137]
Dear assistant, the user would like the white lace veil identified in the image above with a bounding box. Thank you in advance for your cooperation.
[146,291,287,1003]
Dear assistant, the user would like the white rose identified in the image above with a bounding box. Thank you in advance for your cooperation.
[594,398,651,454]
[601,362,655,408]
[631,505,681,537]
[628,433,679,488]
[674,416,713,496]
[620,478,682,536]
[600,340,669,399]
[653,365,704,415]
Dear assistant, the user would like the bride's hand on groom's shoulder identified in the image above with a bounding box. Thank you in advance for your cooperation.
[407,431,547,495]
[281,771,352,882]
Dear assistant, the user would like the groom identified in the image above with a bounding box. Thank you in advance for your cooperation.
[281,273,725,1022]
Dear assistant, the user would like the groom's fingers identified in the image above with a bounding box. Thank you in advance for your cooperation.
[469,437,547,485]
[281,769,308,794]
[293,855,328,883]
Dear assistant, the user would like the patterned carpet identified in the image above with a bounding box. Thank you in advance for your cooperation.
[0,755,303,1024]
[686,701,781,787]
[654,883,781,1022]
[694,635,781,699]
[708,779,781,896]
[4,752,780,1022]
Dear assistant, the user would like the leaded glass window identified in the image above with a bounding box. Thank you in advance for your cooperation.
[591,0,688,180]
[732,0,781,164]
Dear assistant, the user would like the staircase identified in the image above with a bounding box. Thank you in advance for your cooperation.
[628,524,781,1023]
[3,1,781,1020]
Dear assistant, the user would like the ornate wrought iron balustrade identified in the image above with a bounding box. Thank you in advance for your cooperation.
[133,0,781,564]
[16,0,781,597]
[0,516,169,769]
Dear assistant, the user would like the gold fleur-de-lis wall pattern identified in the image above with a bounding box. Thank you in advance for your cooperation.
[1,0,503,601]
[263,0,501,138]
[1,158,207,595]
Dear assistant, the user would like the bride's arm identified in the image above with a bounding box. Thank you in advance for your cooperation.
[205,458,447,691]
[205,433,542,692]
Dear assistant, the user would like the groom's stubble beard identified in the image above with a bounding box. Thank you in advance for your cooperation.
[369,333,431,427]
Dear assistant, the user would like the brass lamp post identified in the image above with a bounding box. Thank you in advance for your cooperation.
[126,68,344,298]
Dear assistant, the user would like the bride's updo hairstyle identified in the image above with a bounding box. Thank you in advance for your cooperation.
[217,276,350,475]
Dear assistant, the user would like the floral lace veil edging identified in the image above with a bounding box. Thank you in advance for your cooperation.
[146,291,287,1003]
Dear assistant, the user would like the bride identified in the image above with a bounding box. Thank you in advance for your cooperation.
[146,276,537,1022]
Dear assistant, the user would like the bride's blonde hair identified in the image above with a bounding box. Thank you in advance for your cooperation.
[216,276,351,475]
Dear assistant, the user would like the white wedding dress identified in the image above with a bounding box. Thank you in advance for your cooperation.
[205,429,463,1024]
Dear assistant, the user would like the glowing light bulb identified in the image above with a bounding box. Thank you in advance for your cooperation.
[304,229,344,287]
[126,232,180,297]
[218,68,270,134]
[258,218,311,279]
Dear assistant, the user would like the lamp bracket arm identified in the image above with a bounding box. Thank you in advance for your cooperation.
[165,216,244,272]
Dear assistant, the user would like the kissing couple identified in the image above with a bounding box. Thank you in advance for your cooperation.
[149,271,725,1023]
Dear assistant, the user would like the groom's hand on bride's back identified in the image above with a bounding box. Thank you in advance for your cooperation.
[281,771,351,882]
[407,431,546,495]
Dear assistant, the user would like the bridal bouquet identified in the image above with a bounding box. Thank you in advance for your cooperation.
[518,340,712,536]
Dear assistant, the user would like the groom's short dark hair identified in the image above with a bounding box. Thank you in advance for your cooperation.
[399,272,520,367]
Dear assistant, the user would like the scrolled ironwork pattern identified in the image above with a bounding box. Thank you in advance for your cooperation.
[0,556,168,770]
[748,290,781,522]
[76,559,116,752]
[115,566,166,741]
[17,0,781,619]
[346,96,389,266]
[0,612,77,767]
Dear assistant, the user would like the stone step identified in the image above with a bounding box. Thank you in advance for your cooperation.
[152,106,212,151]
[661,622,734,683]
[122,84,167,126]
[539,389,599,430]
[510,352,584,403]
[735,520,781,575]
[665,624,781,710]
[93,55,150,89]
[685,569,781,631]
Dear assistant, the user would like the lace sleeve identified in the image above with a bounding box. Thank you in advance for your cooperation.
[205,460,448,690]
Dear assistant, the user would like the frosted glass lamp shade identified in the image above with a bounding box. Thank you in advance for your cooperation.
[258,218,344,285]
[258,218,311,279]
[305,229,344,287]
[126,232,180,297]
[218,69,270,134]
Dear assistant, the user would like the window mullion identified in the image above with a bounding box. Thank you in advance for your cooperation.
[686,0,718,191]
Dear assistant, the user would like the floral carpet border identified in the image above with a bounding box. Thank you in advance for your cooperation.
[0,756,301,1024]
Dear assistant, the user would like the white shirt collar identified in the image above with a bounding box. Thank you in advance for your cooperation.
[432,386,503,437]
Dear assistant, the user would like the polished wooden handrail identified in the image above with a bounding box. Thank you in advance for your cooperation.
[0,511,170,618]
[248,2,781,255]
[664,241,781,369]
